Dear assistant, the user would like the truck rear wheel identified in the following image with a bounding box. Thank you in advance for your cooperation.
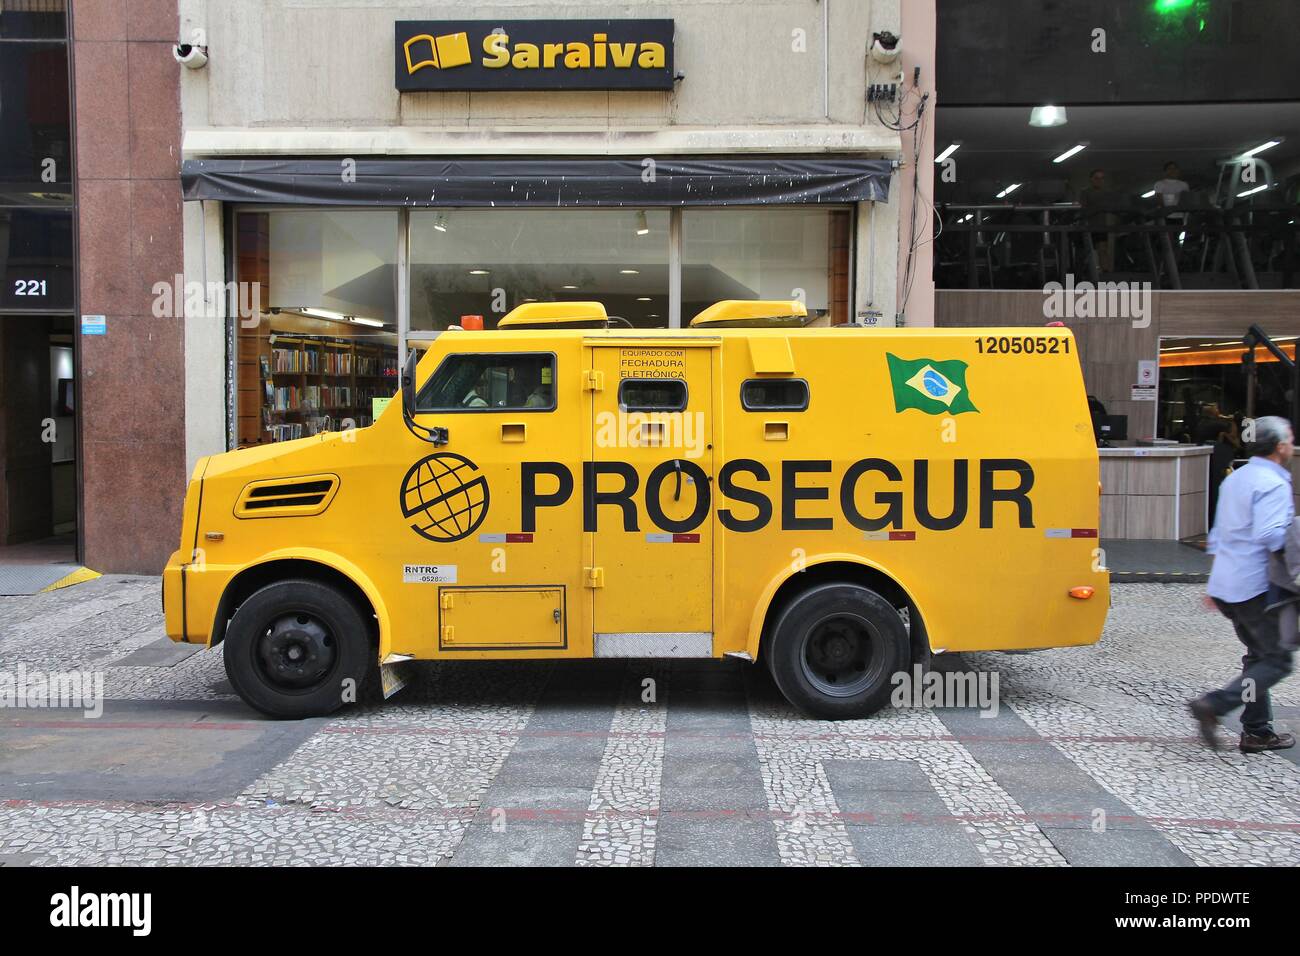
[223,579,371,719]
[767,582,909,720]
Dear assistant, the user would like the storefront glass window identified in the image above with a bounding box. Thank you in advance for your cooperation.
[233,203,855,445]
[234,210,400,446]
[410,208,671,330]
[681,208,851,325]
[0,0,66,39]
[0,41,71,199]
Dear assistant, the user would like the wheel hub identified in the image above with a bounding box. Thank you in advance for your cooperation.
[800,614,880,699]
[256,613,336,689]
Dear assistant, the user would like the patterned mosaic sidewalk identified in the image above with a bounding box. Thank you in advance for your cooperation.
[0,577,1296,866]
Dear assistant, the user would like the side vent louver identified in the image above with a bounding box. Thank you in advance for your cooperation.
[235,475,339,519]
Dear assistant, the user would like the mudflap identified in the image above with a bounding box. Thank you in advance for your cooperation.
[379,657,414,700]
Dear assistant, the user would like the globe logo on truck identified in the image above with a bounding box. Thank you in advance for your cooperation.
[400,452,490,543]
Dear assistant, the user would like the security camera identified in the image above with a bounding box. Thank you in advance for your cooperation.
[869,31,901,64]
[172,43,208,69]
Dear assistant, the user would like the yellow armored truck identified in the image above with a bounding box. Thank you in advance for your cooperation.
[164,300,1108,719]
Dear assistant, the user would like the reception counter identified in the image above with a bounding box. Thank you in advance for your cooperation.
[1098,445,1212,541]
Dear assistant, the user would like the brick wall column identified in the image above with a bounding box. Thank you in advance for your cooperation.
[72,0,186,573]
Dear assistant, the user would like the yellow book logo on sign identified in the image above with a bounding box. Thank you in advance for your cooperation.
[404,32,472,73]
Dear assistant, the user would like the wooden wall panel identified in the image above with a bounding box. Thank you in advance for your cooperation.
[936,289,1300,440]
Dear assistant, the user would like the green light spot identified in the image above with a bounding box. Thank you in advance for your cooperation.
[1155,0,1194,13]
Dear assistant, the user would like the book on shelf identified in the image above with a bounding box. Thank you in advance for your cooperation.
[267,422,305,442]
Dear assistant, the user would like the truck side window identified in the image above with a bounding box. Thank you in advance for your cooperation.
[741,378,809,411]
[619,378,687,412]
[417,352,556,412]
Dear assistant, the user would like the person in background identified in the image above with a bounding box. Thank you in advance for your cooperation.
[1207,418,1240,527]
[1152,161,1192,259]
[1152,161,1190,209]
[1190,415,1297,753]
[1175,387,1198,443]
[1087,394,1109,446]
[1193,402,1231,445]
[1080,168,1115,273]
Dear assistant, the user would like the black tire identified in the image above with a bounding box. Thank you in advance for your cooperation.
[766,583,910,720]
[223,578,372,719]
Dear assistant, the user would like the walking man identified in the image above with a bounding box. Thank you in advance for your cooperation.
[1190,415,1297,752]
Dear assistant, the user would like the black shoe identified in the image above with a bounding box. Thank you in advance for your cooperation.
[1239,731,1296,754]
[1188,699,1222,750]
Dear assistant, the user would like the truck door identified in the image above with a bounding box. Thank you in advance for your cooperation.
[404,348,582,653]
[588,344,715,656]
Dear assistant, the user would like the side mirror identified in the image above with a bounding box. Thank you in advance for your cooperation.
[400,348,449,446]
[401,348,418,420]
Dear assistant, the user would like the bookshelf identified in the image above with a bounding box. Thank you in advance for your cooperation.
[257,335,398,443]
[234,211,399,446]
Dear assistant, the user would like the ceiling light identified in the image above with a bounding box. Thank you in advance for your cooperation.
[469,269,490,275]
[561,284,578,290]
[351,317,384,327]
[636,210,649,235]
[1052,144,1086,164]
[995,183,1021,199]
[620,269,639,275]
[433,213,448,233]
[934,143,960,164]
[636,296,652,302]
[299,308,349,322]
[1240,139,1281,159]
[1142,190,1156,199]
[1238,184,1269,198]
[1028,105,1067,128]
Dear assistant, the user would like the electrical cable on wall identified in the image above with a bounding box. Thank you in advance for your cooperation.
[865,55,938,324]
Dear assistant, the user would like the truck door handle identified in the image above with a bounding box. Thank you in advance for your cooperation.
[673,459,682,501]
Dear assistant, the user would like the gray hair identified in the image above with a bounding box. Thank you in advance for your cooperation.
[1251,415,1293,457]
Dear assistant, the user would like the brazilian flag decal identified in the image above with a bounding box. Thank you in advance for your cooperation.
[885,353,979,415]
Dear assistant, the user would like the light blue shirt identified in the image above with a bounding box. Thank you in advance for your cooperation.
[1207,457,1294,603]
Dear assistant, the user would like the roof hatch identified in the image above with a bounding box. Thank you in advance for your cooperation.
[688,300,809,328]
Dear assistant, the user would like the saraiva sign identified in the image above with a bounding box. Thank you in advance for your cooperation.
[395,19,675,92]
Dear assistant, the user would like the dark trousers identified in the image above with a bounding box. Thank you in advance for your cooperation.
[1206,594,1295,735]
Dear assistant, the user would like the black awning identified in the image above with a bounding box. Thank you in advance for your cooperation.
[181,156,893,207]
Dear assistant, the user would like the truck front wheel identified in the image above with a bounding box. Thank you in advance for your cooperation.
[767,583,909,720]
[223,579,371,719]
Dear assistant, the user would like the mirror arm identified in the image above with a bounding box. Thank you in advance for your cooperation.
[400,348,450,446]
